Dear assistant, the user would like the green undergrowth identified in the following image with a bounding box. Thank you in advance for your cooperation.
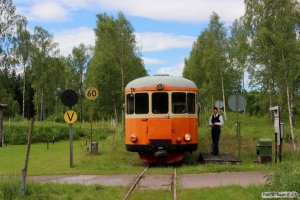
[3,121,114,145]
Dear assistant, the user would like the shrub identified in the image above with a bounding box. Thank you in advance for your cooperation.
[3,121,113,145]
[266,154,300,193]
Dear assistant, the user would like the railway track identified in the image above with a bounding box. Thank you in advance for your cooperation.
[122,166,177,200]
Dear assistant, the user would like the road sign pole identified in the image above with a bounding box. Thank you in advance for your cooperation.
[69,123,74,168]
[85,87,99,154]
[90,101,93,153]
[234,93,241,159]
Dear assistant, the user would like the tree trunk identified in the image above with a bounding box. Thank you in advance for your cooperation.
[80,71,83,122]
[40,85,44,121]
[281,50,297,151]
[286,84,296,151]
[22,63,26,118]
[112,96,118,125]
[220,67,227,120]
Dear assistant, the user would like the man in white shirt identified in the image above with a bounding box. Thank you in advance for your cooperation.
[209,107,224,155]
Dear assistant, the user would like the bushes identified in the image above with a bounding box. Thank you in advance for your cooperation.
[3,122,114,145]
[267,154,300,193]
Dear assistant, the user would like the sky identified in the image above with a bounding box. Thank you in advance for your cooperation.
[14,0,245,76]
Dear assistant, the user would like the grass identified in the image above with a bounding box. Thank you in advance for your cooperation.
[1,112,299,176]
[0,135,146,176]
[0,114,299,199]
[0,177,126,200]
[177,185,266,200]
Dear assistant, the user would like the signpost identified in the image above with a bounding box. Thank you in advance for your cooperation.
[61,90,78,168]
[85,87,99,154]
[228,93,247,159]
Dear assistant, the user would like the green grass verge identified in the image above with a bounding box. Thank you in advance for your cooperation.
[0,177,126,200]
[0,112,299,176]
[178,185,265,200]
[0,134,146,176]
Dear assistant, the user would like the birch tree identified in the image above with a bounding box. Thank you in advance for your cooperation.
[244,0,300,150]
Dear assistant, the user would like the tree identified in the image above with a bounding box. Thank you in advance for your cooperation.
[70,43,92,122]
[31,26,59,120]
[86,13,147,122]
[0,0,22,68]
[184,13,238,117]
[13,19,32,117]
[228,17,250,91]
[244,0,300,150]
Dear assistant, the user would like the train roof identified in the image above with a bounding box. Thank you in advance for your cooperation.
[125,75,197,89]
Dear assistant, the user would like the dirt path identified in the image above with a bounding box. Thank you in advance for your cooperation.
[28,171,267,189]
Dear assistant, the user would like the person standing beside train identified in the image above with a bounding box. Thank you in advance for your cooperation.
[209,107,224,155]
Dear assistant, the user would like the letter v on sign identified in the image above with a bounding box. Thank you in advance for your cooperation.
[64,110,78,125]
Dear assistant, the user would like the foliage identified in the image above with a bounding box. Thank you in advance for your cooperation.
[2,121,110,145]
[86,12,147,122]
[70,43,93,122]
[31,26,61,121]
[183,13,239,113]
[267,154,300,192]
[244,0,300,146]
[0,0,23,69]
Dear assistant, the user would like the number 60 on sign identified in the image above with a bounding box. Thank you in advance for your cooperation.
[85,87,99,100]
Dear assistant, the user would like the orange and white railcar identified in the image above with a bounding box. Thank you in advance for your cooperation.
[125,75,198,163]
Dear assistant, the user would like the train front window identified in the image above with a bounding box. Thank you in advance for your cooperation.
[152,93,168,114]
[126,94,134,114]
[172,93,186,114]
[187,93,196,114]
[135,93,149,114]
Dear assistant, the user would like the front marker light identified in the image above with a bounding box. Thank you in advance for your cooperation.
[130,134,137,142]
[184,133,192,141]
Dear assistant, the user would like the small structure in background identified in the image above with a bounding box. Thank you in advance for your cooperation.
[256,138,272,163]
[269,106,284,163]
[0,104,8,147]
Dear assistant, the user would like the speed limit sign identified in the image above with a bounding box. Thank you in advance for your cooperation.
[85,87,99,100]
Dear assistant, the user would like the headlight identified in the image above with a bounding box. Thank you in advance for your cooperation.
[176,137,182,144]
[130,134,137,142]
[184,133,192,141]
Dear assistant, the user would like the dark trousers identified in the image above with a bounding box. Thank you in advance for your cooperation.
[211,127,221,155]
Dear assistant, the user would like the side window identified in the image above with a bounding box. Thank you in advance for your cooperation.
[135,93,149,114]
[126,94,134,114]
[187,93,196,114]
[172,92,186,114]
[152,93,168,114]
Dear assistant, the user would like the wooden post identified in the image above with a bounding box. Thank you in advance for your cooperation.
[0,104,8,148]
[21,118,34,195]
[0,110,3,147]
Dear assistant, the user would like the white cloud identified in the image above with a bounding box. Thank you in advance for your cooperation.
[96,0,244,23]
[53,27,95,56]
[136,32,195,52]
[142,57,165,65]
[24,2,70,22]
[52,28,194,56]
[16,0,244,23]
[156,62,184,76]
